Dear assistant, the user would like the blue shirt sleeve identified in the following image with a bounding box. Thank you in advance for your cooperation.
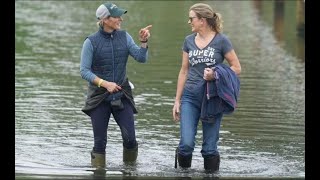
[80,38,96,83]
[182,38,189,53]
[126,32,148,63]
[221,35,233,56]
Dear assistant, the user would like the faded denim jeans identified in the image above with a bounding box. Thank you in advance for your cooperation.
[178,86,222,158]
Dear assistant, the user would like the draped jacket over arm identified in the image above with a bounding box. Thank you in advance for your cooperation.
[200,63,240,123]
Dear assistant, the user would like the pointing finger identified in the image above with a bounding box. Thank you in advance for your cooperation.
[143,25,152,30]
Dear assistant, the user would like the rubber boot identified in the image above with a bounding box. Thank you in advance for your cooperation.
[123,145,138,163]
[176,148,192,168]
[91,151,106,169]
[204,155,220,173]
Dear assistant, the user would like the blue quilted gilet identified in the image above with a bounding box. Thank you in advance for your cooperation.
[88,28,128,85]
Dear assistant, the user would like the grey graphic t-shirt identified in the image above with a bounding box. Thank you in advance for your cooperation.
[182,33,233,91]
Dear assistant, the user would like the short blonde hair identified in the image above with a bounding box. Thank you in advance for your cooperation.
[96,17,109,28]
[189,3,223,33]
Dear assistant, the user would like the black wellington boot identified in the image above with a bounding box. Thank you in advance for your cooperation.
[123,145,138,163]
[176,148,192,168]
[204,155,220,173]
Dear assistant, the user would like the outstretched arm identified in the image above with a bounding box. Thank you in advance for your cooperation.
[127,25,152,63]
[138,25,152,48]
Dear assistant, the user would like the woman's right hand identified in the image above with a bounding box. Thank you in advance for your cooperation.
[101,81,122,93]
[172,100,181,122]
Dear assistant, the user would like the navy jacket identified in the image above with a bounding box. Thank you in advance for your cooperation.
[82,29,140,115]
[200,63,240,123]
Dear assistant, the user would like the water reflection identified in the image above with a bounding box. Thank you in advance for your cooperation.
[15,0,304,179]
[253,0,305,61]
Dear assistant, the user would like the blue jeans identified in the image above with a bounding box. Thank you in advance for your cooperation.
[88,97,137,153]
[178,86,222,158]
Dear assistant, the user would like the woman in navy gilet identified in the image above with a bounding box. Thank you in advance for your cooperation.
[80,2,152,169]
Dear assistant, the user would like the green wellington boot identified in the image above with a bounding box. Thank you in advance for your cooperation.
[91,151,106,169]
[123,145,138,163]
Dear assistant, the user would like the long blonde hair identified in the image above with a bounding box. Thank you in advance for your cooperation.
[189,3,223,33]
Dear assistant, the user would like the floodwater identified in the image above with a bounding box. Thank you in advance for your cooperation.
[15,1,305,179]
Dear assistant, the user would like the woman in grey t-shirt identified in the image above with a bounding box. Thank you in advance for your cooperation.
[172,3,241,173]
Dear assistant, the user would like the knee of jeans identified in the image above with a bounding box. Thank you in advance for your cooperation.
[181,135,195,147]
[179,142,194,154]
[94,136,106,144]
[120,126,131,139]
[94,139,106,153]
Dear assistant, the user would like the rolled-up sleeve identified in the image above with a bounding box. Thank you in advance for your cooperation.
[80,38,97,83]
[126,32,148,63]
